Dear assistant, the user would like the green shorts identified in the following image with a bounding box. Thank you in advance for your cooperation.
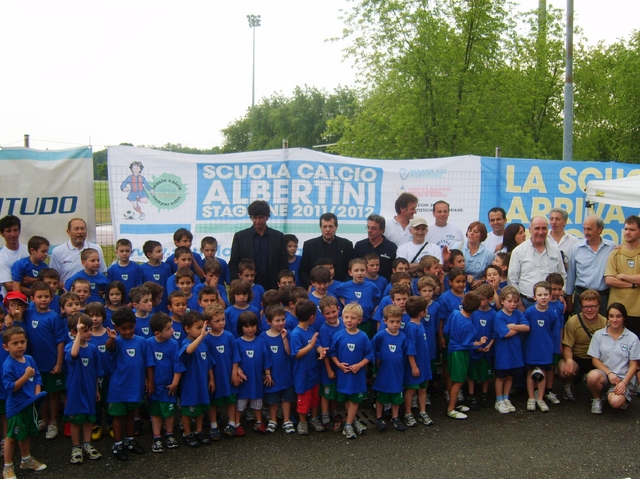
[181,404,209,417]
[358,321,374,339]
[320,383,338,400]
[41,372,66,393]
[336,391,367,404]
[107,401,144,417]
[553,353,560,367]
[448,350,470,383]
[404,381,428,390]
[210,394,237,407]
[7,405,39,441]
[467,357,494,382]
[65,413,96,425]
[375,391,404,405]
[148,400,177,419]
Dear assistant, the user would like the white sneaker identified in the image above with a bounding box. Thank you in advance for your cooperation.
[545,391,560,404]
[495,401,510,414]
[536,399,549,412]
[503,399,516,412]
[591,398,603,415]
[447,409,467,420]
[563,384,575,401]
[527,398,536,412]
[45,424,58,440]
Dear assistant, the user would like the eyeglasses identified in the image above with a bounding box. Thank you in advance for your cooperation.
[582,305,598,310]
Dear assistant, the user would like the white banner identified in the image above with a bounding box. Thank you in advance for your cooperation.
[107,146,482,261]
[0,147,95,246]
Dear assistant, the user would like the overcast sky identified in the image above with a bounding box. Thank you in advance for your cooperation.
[1,0,637,152]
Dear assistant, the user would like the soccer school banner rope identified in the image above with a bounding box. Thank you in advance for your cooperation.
[107,145,640,262]
[0,146,95,247]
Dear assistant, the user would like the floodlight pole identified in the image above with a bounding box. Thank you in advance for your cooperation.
[247,14,261,108]
[563,0,574,161]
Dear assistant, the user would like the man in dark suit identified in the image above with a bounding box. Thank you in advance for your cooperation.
[299,213,354,289]
[229,200,288,291]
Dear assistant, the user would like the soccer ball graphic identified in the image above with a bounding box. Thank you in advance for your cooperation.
[123,210,135,220]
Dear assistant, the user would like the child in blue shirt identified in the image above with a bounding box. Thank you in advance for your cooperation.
[23,282,67,440]
[374,273,412,322]
[444,292,488,420]
[194,259,229,307]
[402,296,434,428]
[2,326,47,477]
[104,281,126,325]
[280,286,308,333]
[371,305,407,432]
[107,238,143,302]
[200,236,230,286]
[308,266,338,334]
[39,268,61,315]
[179,311,214,448]
[493,286,530,414]
[174,268,199,313]
[166,247,202,295]
[106,308,154,461]
[315,258,342,297]
[524,281,560,413]
[284,234,302,286]
[329,302,374,439]
[140,240,172,313]
[166,228,205,279]
[237,259,265,312]
[260,305,294,434]
[147,312,185,452]
[167,291,188,347]
[290,299,326,435]
[225,280,260,338]
[418,276,440,373]
[203,304,239,439]
[64,313,103,464]
[131,285,154,340]
[233,311,271,435]
[65,249,110,304]
[85,302,112,440]
[467,284,497,410]
[197,286,220,314]
[545,273,566,405]
[318,296,344,432]
[335,258,381,339]
[11,235,49,297]
[364,253,388,297]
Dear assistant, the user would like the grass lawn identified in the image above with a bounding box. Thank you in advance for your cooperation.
[94,180,111,224]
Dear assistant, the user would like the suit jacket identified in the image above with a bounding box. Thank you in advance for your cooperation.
[299,235,354,288]
[229,226,288,291]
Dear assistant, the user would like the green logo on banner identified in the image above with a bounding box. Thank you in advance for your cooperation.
[150,173,188,211]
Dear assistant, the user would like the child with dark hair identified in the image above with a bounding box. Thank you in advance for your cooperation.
[225,280,260,339]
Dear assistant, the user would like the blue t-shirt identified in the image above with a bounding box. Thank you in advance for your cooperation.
[179,338,214,407]
[11,257,47,283]
[470,308,496,361]
[107,335,154,403]
[250,283,265,312]
[194,283,229,307]
[335,280,381,321]
[147,337,185,404]
[523,306,559,365]
[373,296,392,323]
[261,331,293,393]
[290,325,320,394]
[89,331,112,377]
[318,319,344,385]
[549,300,565,354]
[0,345,10,400]
[204,331,240,399]
[107,262,143,300]
[423,300,440,360]
[166,273,201,295]
[64,342,103,415]
[402,320,432,385]
[225,305,261,338]
[444,310,478,352]
[288,255,302,286]
[371,329,406,394]
[170,319,186,348]
[140,262,173,313]
[438,290,464,327]
[329,329,374,395]
[493,310,529,370]
[186,293,199,314]
[24,309,67,373]
[366,276,389,299]
[167,252,205,276]
[3,355,44,418]
[235,336,271,400]
[65,270,110,304]
[134,314,153,340]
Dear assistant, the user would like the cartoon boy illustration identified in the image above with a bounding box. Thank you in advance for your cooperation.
[121,161,155,220]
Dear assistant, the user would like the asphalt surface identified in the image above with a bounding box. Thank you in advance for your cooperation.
[20,382,640,479]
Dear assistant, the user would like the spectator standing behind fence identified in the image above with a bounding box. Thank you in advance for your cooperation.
[50,218,107,286]
[228,201,288,292]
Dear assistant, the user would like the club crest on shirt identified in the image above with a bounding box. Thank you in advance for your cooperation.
[458,305,463,311]
[425,314,430,322]
[126,349,136,357]
[621,343,629,352]
[82,358,89,367]
[388,344,396,353]
[628,260,635,268]
[153,274,160,281]
[355,292,362,298]
[216,345,224,353]
[121,274,129,281]
[142,327,149,335]
[246,350,254,358]
[537,320,545,327]
[201,352,207,360]
[173,332,181,339]
[480,320,487,327]
[98,345,106,352]
[270,346,278,354]
[90,282,96,289]
[400,323,405,329]
[28,377,33,382]
[31,321,38,329]
[32,270,39,277]
[155,352,163,360]
[347,343,355,352]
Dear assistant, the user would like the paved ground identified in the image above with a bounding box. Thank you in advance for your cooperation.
[20,381,640,479]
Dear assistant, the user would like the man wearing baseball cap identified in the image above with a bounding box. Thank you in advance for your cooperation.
[397,217,443,276]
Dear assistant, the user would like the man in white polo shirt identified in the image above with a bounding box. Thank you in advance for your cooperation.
[0,215,29,297]
[50,218,107,286]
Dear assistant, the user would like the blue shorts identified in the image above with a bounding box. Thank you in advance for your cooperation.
[264,386,296,405]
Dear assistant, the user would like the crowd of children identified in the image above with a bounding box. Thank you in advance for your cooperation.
[0,224,627,477]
